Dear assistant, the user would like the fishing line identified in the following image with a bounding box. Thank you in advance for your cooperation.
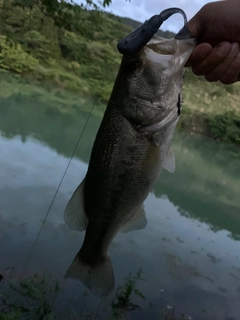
[21,92,100,278]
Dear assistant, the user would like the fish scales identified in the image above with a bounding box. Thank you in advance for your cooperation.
[64,35,195,295]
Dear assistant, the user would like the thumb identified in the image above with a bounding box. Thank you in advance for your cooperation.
[187,12,202,38]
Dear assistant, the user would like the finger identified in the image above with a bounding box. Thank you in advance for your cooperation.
[204,42,240,82]
[220,51,240,84]
[192,42,232,76]
[185,43,212,67]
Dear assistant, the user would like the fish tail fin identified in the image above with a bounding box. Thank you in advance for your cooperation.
[64,178,88,231]
[64,252,114,296]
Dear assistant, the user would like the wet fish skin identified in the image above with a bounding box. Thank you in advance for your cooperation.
[64,36,195,295]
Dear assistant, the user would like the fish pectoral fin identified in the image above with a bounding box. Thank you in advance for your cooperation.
[163,146,175,173]
[64,178,88,231]
[120,205,147,233]
[64,252,114,296]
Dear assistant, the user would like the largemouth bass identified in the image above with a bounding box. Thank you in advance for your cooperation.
[64,11,195,295]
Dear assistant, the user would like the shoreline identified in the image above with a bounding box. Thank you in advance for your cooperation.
[1,68,240,148]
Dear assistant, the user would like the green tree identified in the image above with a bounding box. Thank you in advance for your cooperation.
[0,0,133,100]
[11,0,130,30]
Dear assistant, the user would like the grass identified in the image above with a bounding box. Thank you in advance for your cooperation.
[0,274,60,320]
[0,69,106,118]
[0,271,192,320]
[183,69,240,116]
[111,269,145,318]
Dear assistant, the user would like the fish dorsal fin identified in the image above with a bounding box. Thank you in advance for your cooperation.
[163,146,175,173]
[64,178,88,231]
[120,205,147,233]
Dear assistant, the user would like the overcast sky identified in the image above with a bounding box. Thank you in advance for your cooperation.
[103,0,217,33]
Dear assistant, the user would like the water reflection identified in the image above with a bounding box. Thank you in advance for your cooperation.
[0,94,240,319]
[1,94,240,239]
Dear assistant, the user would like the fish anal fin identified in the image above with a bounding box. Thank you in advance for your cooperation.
[64,252,114,296]
[64,178,88,231]
[163,146,175,173]
[120,205,147,233]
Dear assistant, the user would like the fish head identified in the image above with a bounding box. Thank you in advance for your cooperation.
[121,35,196,114]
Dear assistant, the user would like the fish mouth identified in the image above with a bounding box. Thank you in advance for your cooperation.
[145,35,195,56]
[142,36,196,74]
[146,36,177,55]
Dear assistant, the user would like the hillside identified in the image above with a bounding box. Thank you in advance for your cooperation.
[113,15,175,39]
[0,0,240,145]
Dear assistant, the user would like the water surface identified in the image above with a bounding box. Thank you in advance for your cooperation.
[0,93,240,320]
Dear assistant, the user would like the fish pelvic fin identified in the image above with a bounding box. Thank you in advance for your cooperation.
[64,178,88,231]
[120,205,147,233]
[64,252,114,296]
[163,146,175,173]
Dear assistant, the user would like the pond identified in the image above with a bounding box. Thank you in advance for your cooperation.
[0,92,240,320]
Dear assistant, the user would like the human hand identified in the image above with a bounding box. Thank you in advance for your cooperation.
[186,0,240,84]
